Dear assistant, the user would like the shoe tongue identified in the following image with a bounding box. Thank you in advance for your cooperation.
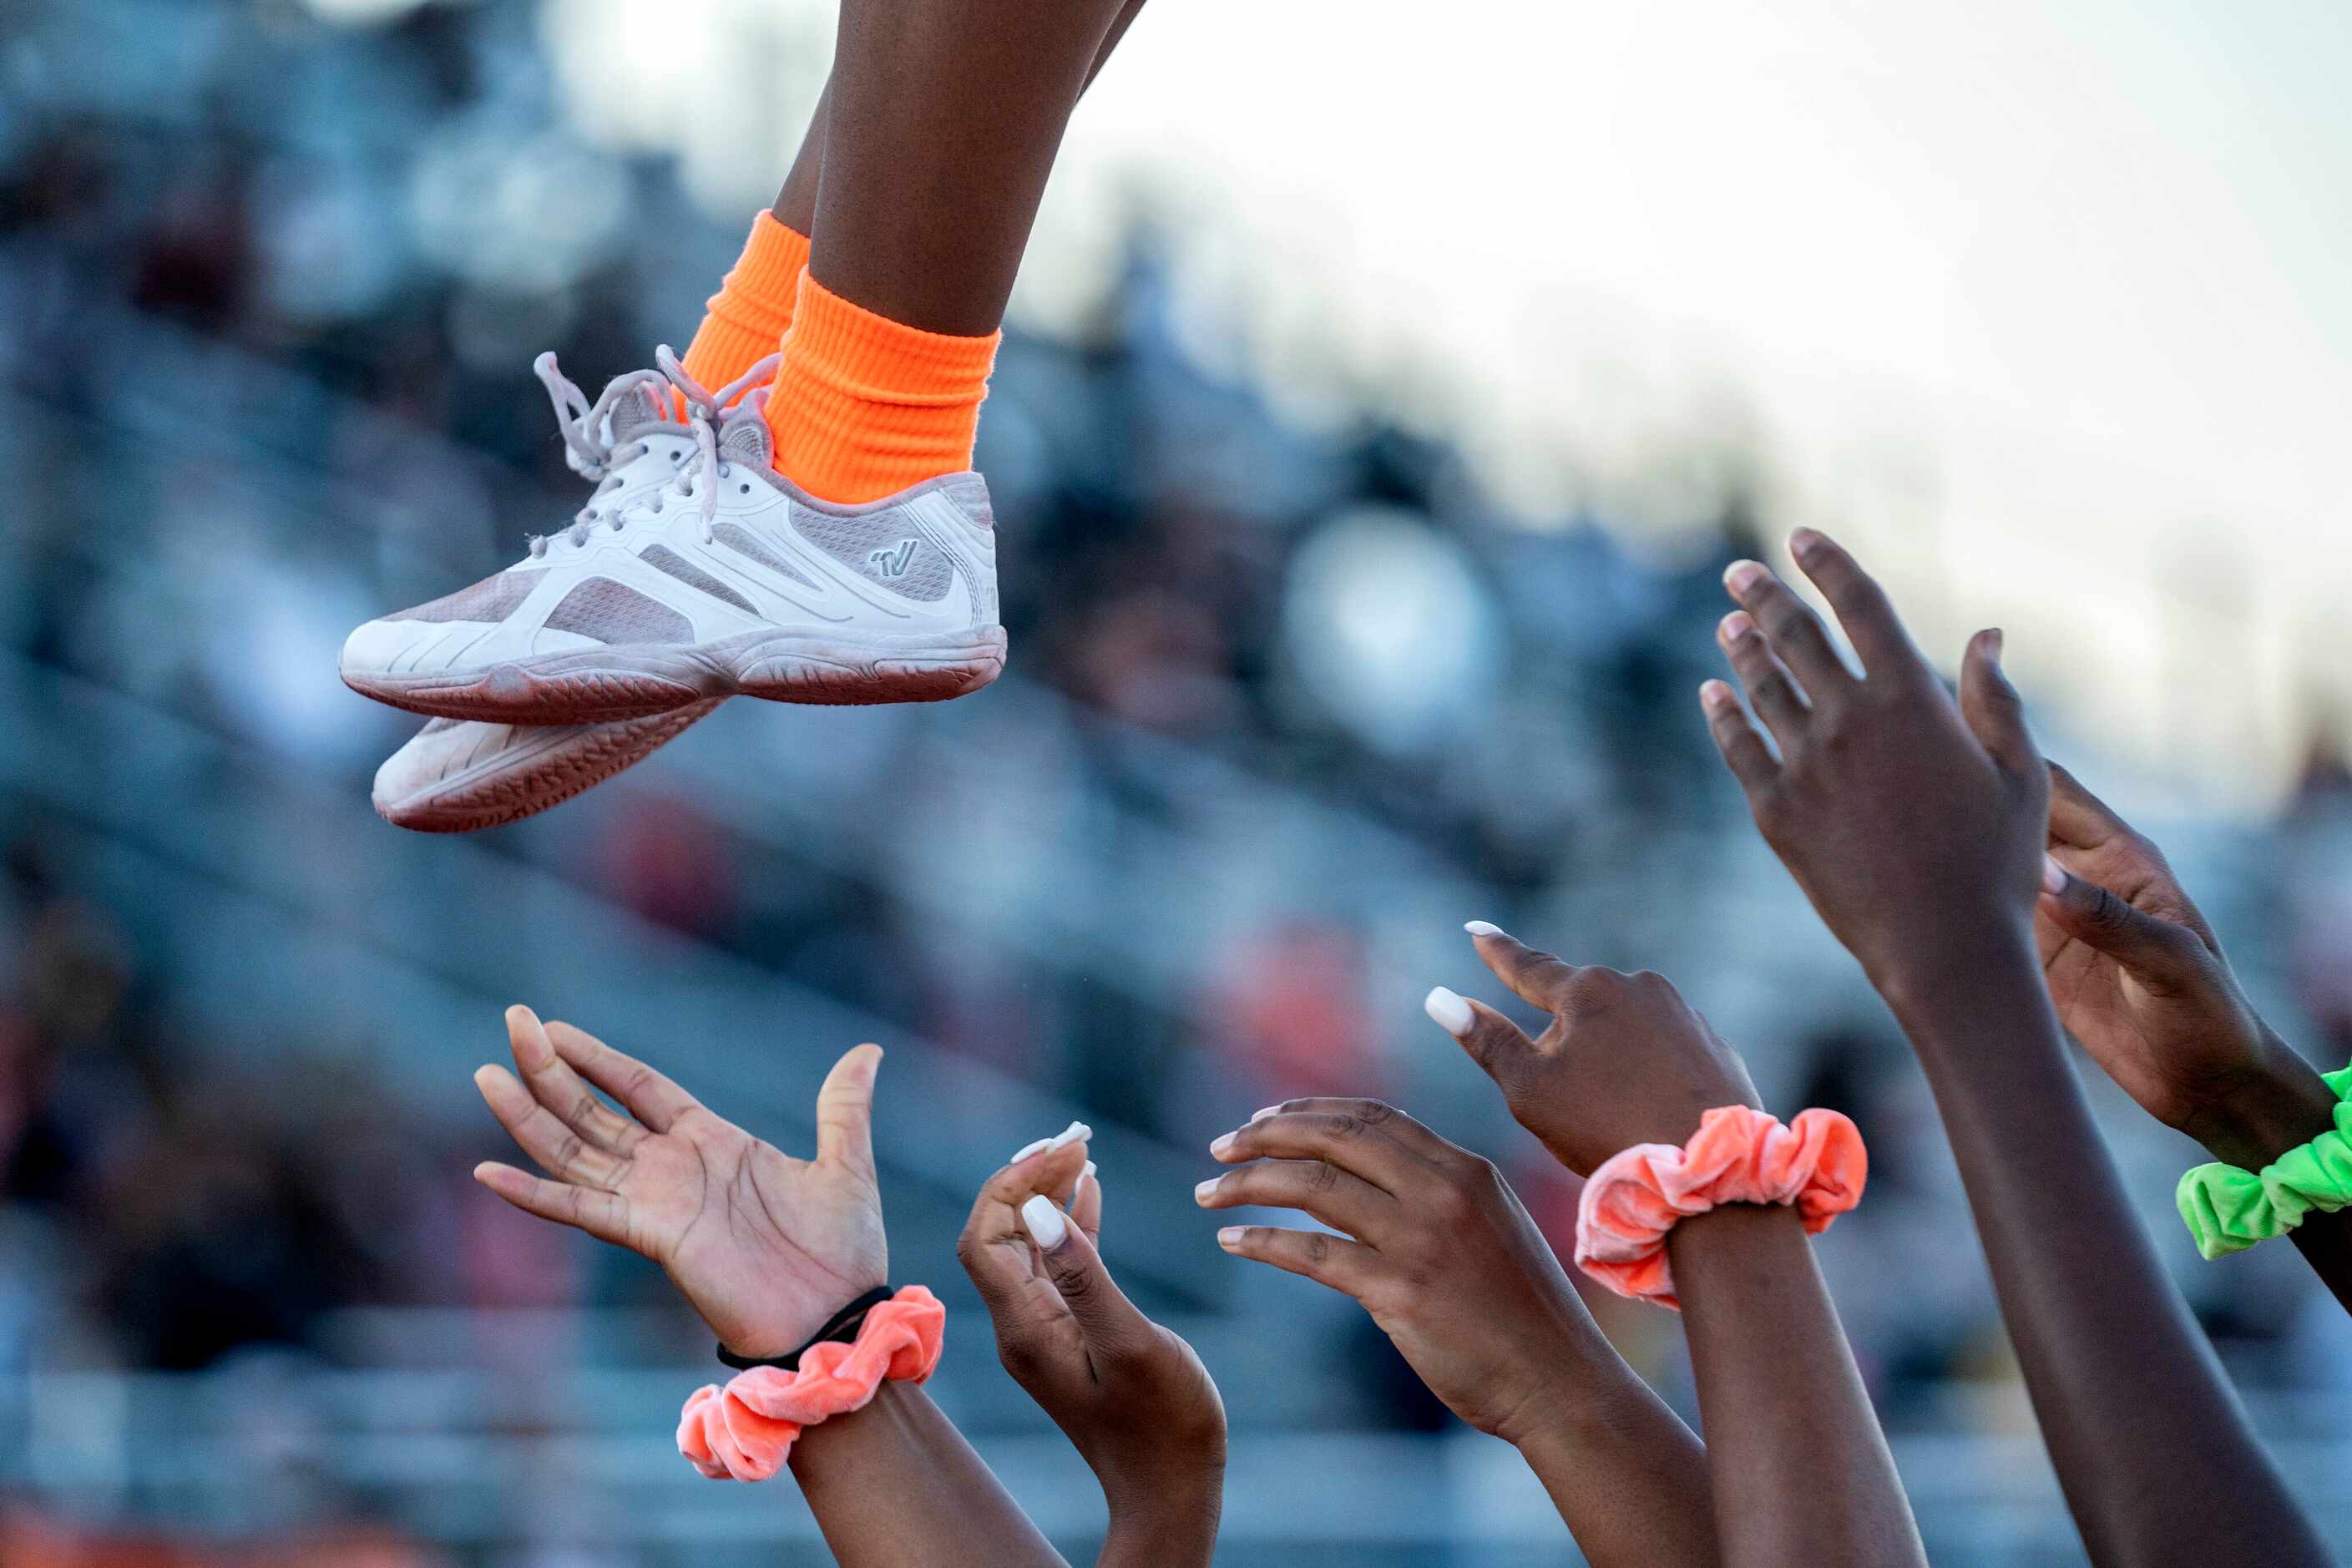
[608,381,684,446]
[718,396,773,469]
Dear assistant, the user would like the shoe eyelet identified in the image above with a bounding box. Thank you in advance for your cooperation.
[738,483,750,494]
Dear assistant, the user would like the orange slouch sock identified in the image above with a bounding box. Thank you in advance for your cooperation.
[763,273,1002,503]
[680,211,812,392]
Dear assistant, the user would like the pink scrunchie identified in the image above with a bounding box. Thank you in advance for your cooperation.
[677,1287,946,1481]
[1575,1105,1866,1309]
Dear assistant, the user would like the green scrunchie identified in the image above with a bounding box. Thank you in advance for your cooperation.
[2177,1065,2352,1260]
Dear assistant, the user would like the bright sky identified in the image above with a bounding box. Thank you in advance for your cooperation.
[546,0,2352,806]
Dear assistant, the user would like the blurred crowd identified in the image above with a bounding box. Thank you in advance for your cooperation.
[6,0,2352,1560]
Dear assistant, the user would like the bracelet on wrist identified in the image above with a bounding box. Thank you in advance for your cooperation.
[716,1285,897,1371]
[1574,1105,1868,1309]
[2177,1064,2352,1260]
[678,1285,945,1481]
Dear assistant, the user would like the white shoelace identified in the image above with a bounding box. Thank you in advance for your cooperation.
[528,347,779,556]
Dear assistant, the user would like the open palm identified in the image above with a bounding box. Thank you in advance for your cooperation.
[473,1006,887,1358]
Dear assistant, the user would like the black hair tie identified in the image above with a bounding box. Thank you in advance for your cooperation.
[717,1286,897,1372]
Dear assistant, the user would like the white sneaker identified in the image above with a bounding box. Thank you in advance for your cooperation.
[373,706,721,832]
[340,351,1006,725]
[367,352,760,832]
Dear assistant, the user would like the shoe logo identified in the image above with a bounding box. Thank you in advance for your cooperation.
[868,539,920,579]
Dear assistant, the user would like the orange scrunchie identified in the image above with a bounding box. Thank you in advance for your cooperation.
[677,1287,946,1481]
[1575,1106,1866,1310]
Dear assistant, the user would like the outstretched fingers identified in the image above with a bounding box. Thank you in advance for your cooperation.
[1957,630,2041,777]
[1194,1157,1393,1242]
[1786,529,1922,677]
[1717,609,1811,745]
[1210,1104,1429,1195]
[1463,923,1580,1014]
[1215,1223,1381,1298]
[505,1006,644,1156]
[1699,679,1779,795]
[542,1019,703,1133]
[2046,761,2133,852]
[473,1160,629,1246]
[1424,984,1538,1078]
[473,1060,626,1189]
[1722,558,1853,701]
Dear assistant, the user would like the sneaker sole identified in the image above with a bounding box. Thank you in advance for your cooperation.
[345,625,1007,724]
[375,701,723,833]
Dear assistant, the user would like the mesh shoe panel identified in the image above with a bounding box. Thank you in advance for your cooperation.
[397,569,546,624]
[544,579,695,644]
[792,509,953,603]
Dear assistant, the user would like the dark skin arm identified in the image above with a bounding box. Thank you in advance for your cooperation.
[1439,946,1922,1568]
[2037,761,2352,1310]
[789,1382,1063,1567]
[1702,531,2329,1568]
[959,1140,1226,1567]
[1201,1097,1718,1568]
[471,1009,1060,1567]
[768,0,1146,235]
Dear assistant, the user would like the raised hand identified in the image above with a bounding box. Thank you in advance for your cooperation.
[1702,531,2046,990]
[958,1138,1225,1567]
[1200,1097,1717,1568]
[473,1006,886,1358]
[1697,533,2331,1567]
[2037,764,2340,1168]
[1432,930,1758,1175]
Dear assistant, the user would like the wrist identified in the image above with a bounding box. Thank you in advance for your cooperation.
[1660,1197,1808,1277]
[1098,1455,1225,1549]
[2183,1044,2344,1170]
[1864,907,2040,1022]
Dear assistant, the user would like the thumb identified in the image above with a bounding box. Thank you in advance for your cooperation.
[2040,858,2208,989]
[1426,987,1536,1080]
[1019,1194,1153,1362]
[815,1044,883,1176]
[1959,629,2040,776]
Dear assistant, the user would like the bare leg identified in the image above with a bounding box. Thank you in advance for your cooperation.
[769,0,1146,245]
[806,0,1141,335]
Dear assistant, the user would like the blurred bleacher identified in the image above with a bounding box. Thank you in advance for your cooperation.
[5,0,2352,1561]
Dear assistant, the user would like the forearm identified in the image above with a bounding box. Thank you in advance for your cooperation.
[1095,1463,1222,1568]
[1878,925,2329,1568]
[1667,1203,1921,1568]
[788,1382,1065,1568]
[1510,1349,1719,1568]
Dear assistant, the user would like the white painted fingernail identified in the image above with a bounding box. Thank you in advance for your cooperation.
[2041,854,2066,896]
[1424,986,1474,1036]
[1216,1227,1245,1249]
[1046,1120,1092,1151]
[1073,1161,1097,1204]
[1083,1159,1097,1181]
[1250,1105,1281,1122]
[1009,1138,1050,1164]
[1193,1179,1220,1203]
[1464,921,1504,937]
[1209,1131,1236,1156]
[1020,1194,1067,1249]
